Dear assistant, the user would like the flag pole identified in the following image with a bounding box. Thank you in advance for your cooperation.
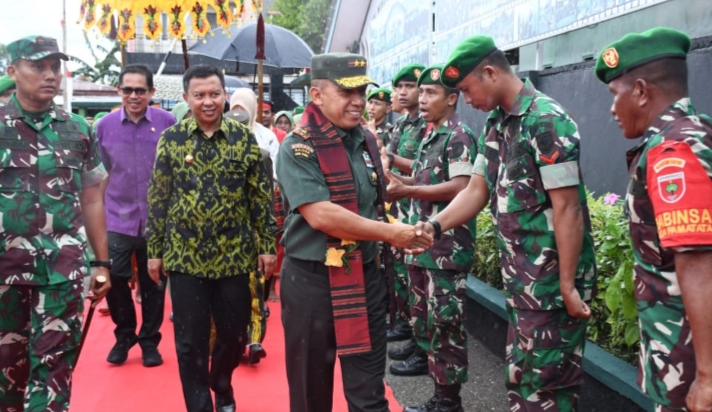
[256,13,266,125]
[62,0,69,111]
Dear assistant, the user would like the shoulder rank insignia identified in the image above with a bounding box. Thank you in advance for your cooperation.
[293,128,309,140]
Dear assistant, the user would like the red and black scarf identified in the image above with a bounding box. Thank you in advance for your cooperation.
[297,102,388,356]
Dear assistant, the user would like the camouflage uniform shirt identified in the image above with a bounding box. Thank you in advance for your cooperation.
[405,112,477,272]
[0,95,107,286]
[146,116,277,278]
[472,78,597,310]
[375,121,392,148]
[388,111,428,223]
[624,98,712,409]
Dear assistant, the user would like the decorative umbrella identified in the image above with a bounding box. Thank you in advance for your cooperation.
[189,20,314,69]
[78,0,264,68]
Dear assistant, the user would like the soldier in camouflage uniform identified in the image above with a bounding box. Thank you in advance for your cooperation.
[366,87,393,148]
[385,64,477,412]
[596,28,712,412]
[0,36,111,412]
[415,35,597,411]
[385,63,429,343]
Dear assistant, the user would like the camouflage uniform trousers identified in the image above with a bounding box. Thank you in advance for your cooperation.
[0,279,84,412]
[247,271,267,345]
[393,257,412,321]
[408,265,468,385]
[505,306,587,412]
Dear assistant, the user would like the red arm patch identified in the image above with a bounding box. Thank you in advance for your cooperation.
[647,140,712,248]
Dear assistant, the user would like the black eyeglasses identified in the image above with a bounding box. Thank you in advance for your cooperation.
[120,87,149,96]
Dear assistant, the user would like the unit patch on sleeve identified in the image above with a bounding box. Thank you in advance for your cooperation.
[647,140,712,248]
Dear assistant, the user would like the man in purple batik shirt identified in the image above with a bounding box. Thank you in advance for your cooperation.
[96,64,176,367]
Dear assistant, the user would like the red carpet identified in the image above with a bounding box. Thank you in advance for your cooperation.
[71,286,401,411]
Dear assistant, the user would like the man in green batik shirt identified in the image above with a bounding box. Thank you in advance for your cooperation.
[384,64,477,411]
[596,27,712,412]
[366,87,393,148]
[415,35,597,411]
[0,35,111,412]
[386,63,429,343]
[146,65,277,412]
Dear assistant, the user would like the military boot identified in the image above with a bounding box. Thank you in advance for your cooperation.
[388,337,417,361]
[387,317,413,342]
[402,384,441,412]
[434,383,463,412]
[389,346,428,376]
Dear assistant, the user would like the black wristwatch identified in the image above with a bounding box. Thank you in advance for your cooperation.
[387,153,395,164]
[427,219,442,240]
[91,260,113,270]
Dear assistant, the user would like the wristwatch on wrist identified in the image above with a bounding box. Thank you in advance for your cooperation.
[91,260,113,270]
[427,219,442,240]
[387,153,395,164]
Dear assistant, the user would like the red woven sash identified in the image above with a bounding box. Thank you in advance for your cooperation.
[298,102,387,356]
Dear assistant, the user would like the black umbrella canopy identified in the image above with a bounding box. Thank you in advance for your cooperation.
[189,22,314,69]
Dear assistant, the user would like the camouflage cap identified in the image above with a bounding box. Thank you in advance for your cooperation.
[595,27,690,84]
[367,87,392,103]
[7,36,69,63]
[0,75,16,94]
[311,53,378,89]
[442,35,498,88]
[392,63,426,87]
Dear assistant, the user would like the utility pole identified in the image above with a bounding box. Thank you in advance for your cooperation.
[62,0,69,111]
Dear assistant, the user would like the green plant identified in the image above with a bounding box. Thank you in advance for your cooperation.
[471,191,639,365]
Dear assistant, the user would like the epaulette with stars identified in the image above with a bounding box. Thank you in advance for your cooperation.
[293,128,309,140]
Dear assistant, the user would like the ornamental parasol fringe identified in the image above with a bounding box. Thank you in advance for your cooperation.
[80,0,256,43]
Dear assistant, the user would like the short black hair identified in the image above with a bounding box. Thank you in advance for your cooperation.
[183,65,225,93]
[474,49,512,76]
[622,58,688,96]
[119,64,154,89]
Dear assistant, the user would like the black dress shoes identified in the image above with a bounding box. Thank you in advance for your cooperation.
[248,343,267,365]
[389,347,428,376]
[387,318,413,342]
[142,347,164,367]
[388,338,417,361]
[106,337,137,365]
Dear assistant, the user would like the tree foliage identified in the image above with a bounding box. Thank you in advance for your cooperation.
[70,33,121,86]
[269,0,332,53]
[0,44,10,76]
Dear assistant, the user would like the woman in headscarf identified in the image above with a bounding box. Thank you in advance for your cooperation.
[229,89,279,172]
[273,110,294,139]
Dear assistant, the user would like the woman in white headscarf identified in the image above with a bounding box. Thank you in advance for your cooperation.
[229,88,280,178]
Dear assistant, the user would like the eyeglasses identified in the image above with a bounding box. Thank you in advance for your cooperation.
[120,87,149,96]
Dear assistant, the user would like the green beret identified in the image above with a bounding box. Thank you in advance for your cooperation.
[417,64,446,88]
[311,53,378,89]
[392,64,425,86]
[367,87,392,103]
[0,75,15,95]
[595,27,691,84]
[442,35,498,88]
[293,105,305,115]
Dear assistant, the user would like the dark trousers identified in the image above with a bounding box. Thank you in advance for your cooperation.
[105,231,166,350]
[170,272,251,412]
[281,256,389,412]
